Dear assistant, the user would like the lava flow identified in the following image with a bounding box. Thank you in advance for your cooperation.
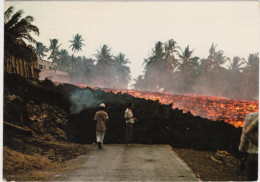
[104,89,258,128]
[60,83,259,128]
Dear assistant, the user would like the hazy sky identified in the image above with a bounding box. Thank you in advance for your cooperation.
[4,1,260,82]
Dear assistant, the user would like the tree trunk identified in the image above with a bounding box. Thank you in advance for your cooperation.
[11,56,14,73]
[23,60,26,78]
[20,59,24,77]
[28,62,32,78]
[18,59,22,76]
[4,51,39,79]
[12,57,17,74]
[24,61,27,78]
[32,61,38,79]
[16,57,19,74]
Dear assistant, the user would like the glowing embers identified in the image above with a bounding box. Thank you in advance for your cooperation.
[58,81,258,128]
[104,88,258,128]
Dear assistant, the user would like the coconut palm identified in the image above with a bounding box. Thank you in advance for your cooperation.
[213,51,229,71]
[95,45,114,68]
[228,56,245,72]
[178,45,199,72]
[82,57,96,85]
[69,33,85,54]
[4,6,39,51]
[48,39,61,62]
[55,49,70,71]
[35,42,48,60]
[69,56,86,84]
[203,43,229,87]
[95,45,115,88]
[245,53,259,72]
[143,41,164,70]
[205,43,217,73]
[4,6,39,78]
[132,75,144,90]
[176,45,200,93]
[143,41,165,90]
[164,39,180,72]
[114,53,131,88]
[241,53,259,100]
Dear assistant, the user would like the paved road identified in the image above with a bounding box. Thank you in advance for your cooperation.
[49,144,199,181]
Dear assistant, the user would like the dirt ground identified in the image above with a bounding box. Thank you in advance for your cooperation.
[3,130,89,181]
[3,141,247,181]
[172,148,247,181]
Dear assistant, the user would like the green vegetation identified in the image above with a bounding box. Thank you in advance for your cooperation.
[134,41,259,100]
[4,6,259,100]
[4,6,39,79]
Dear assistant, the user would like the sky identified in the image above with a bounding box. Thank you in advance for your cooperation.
[3,1,260,83]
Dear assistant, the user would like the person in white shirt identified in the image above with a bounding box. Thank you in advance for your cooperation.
[124,103,137,146]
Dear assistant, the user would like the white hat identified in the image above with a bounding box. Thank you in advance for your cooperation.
[100,103,105,107]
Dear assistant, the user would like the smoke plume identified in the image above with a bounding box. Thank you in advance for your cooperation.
[69,89,101,114]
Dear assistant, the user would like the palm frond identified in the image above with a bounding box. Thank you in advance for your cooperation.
[4,6,14,23]
[5,9,23,30]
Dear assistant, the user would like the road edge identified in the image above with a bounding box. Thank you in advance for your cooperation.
[170,147,202,181]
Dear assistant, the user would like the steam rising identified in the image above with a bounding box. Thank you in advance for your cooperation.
[69,89,101,114]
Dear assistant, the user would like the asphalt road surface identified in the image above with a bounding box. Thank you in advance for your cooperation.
[49,144,199,181]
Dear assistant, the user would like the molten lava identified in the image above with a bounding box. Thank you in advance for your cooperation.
[102,89,258,128]
[57,82,259,128]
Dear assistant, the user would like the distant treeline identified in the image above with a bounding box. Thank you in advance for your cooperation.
[4,6,259,100]
[133,40,259,101]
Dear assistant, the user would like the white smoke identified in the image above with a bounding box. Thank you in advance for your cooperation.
[69,89,101,113]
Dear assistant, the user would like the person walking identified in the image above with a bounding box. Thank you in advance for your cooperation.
[239,112,258,181]
[94,103,109,149]
[124,103,137,146]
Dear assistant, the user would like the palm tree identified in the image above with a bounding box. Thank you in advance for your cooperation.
[4,6,39,51]
[69,33,85,55]
[55,49,70,71]
[82,57,96,85]
[143,41,164,70]
[143,41,165,90]
[48,39,61,63]
[241,53,259,100]
[245,53,259,72]
[95,45,115,88]
[213,51,229,72]
[35,42,48,60]
[177,45,199,93]
[95,45,113,63]
[114,53,131,88]
[69,56,86,84]
[205,43,217,73]
[228,56,245,72]
[164,39,180,72]
[178,45,199,72]
[4,6,39,78]
[132,75,144,90]
[204,43,229,88]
